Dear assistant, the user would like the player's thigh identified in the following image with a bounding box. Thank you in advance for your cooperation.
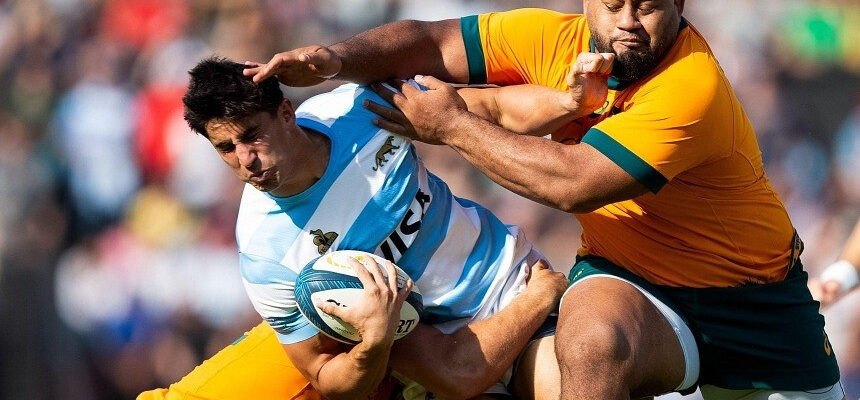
[556,276,686,397]
[138,322,321,400]
[511,335,560,400]
[700,383,846,400]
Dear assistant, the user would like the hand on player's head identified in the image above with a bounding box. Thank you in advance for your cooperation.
[315,256,412,347]
[243,45,342,87]
[367,76,468,145]
[525,260,569,304]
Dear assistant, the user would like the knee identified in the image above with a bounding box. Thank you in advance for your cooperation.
[555,318,634,378]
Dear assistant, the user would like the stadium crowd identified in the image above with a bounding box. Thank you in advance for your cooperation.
[0,0,856,399]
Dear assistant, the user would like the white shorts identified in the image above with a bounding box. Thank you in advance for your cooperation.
[563,274,846,400]
[561,273,700,392]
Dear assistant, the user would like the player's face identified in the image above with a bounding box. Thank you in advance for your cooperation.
[205,99,313,196]
[585,0,683,83]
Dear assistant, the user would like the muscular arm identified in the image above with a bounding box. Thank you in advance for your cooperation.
[330,19,469,84]
[440,111,647,213]
[281,257,409,400]
[389,264,564,399]
[458,85,582,136]
[283,336,390,400]
[284,262,566,400]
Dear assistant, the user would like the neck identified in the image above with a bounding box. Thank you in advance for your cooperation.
[306,128,331,179]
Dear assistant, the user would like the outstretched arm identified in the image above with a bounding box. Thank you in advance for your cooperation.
[284,260,566,400]
[456,53,615,136]
[244,19,468,86]
[389,260,567,399]
[364,53,614,138]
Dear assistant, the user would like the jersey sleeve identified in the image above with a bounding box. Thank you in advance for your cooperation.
[460,8,584,88]
[239,252,319,344]
[582,73,734,193]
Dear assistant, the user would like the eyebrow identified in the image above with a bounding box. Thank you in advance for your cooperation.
[239,125,260,141]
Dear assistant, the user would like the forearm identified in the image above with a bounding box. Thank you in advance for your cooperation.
[442,288,558,391]
[390,288,557,398]
[330,19,468,84]
[460,85,585,136]
[315,342,392,400]
[443,112,598,213]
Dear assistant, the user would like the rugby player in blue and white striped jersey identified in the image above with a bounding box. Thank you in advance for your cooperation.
[169,56,591,400]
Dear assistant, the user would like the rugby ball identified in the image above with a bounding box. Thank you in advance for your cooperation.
[295,250,423,344]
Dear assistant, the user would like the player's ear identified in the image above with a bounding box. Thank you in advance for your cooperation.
[280,98,295,123]
[674,0,685,14]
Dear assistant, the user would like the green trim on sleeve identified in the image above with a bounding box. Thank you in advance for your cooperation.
[459,15,487,84]
[582,128,668,193]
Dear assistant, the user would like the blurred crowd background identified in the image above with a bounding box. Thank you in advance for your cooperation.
[0,0,857,399]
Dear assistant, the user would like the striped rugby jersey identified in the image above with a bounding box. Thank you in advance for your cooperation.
[237,84,533,344]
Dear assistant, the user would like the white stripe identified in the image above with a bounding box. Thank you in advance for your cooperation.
[472,230,531,321]
[280,131,411,272]
[295,84,364,128]
[241,278,296,319]
[415,203,481,304]
[236,185,283,250]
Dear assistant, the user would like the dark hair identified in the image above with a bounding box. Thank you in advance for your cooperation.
[182,56,283,138]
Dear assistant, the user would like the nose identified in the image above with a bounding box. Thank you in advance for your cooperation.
[236,142,258,169]
[616,3,643,31]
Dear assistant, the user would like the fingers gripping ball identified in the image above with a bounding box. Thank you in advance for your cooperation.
[295,250,423,344]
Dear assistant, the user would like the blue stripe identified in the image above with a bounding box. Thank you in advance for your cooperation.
[273,321,319,344]
[339,148,419,253]
[239,252,298,285]
[396,172,454,281]
[422,197,510,324]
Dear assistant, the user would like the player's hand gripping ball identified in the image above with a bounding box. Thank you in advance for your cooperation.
[295,250,423,344]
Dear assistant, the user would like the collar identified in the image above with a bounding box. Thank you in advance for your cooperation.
[588,17,689,91]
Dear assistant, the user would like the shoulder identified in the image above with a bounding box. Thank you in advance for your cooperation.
[474,8,587,44]
[633,26,731,123]
[295,84,389,127]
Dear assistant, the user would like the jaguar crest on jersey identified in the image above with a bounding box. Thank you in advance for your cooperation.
[373,136,401,171]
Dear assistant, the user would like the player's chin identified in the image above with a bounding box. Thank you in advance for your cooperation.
[249,178,278,192]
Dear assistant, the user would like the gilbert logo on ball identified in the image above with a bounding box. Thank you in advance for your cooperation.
[295,250,423,344]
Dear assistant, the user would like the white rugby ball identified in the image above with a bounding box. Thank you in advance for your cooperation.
[294,250,423,344]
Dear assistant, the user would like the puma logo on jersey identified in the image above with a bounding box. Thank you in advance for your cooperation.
[310,229,338,255]
[373,136,400,171]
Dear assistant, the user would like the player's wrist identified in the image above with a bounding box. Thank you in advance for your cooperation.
[323,45,345,79]
[820,260,859,293]
[351,334,393,361]
[321,47,343,79]
[440,110,480,144]
[558,90,582,116]
[519,284,560,312]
